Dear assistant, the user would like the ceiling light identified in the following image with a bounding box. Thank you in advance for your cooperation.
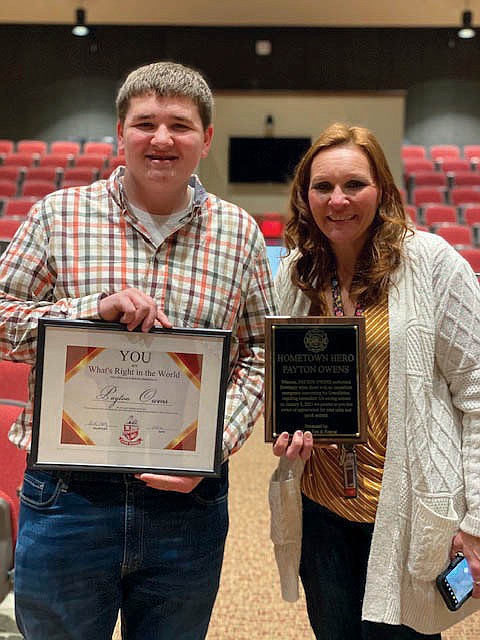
[458,10,475,39]
[72,8,89,37]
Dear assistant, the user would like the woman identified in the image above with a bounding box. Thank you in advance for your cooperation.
[271,123,480,639]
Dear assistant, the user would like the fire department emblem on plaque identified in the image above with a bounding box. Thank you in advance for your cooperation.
[304,329,328,353]
[119,416,143,446]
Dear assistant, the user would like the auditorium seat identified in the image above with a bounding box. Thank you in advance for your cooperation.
[62,167,98,185]
[463,206,480,245]
[74,154,108,170]
[448,171,480,189]
[3,153,37,168]
[401,145,426,161]
[450,187,480,207]
[2,198,36,218]
[438,159,472,173]
[423,205,458,228]
[0,140,14,155]
[83,141,114,156]
[0,167,22,184]
[0,218,23,239]
[463,145,480,166]
[403,159,435,177]
[17,140,47,157]
[463,205,480,226]
[411,187,446,208]
[62,179,91,188]
[0,180,17,198]
[258,213,285,240]
[0,360,29,595]
[458,248,480,273]
[21,179,56,198]
[408,171,446,188]
[50,141,81,156]
[39,153,73,169]
[430,145,461,163]
[23,166,60,185]
[435,224,473,248]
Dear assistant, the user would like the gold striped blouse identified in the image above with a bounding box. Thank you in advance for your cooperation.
[301,299,389,523]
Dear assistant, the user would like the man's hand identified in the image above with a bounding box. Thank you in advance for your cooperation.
[135,473,203,493]
[99,288,172,332]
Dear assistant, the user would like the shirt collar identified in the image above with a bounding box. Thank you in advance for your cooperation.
[107,166,208,216]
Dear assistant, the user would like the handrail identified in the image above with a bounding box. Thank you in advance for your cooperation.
[0,399,27,408]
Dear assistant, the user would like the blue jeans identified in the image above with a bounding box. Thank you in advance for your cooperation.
[300,495,441,640]
[15,464,229,640]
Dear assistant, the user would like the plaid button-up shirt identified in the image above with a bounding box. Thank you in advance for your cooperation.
[0,168,277,458]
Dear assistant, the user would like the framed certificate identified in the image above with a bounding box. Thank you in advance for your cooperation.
[30,318,231,477]
[265,316,367,444]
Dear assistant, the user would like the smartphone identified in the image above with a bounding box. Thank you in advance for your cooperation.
[436,554,473,611]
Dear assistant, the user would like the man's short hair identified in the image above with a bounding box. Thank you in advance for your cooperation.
[116,61,214,130]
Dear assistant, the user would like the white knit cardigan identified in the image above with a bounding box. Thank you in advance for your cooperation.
[272,230,480,634]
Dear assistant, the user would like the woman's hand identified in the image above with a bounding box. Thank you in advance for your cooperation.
[273,430,313,461]
[451,530,480,598]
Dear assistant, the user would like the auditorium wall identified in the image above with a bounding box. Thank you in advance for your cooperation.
[1,24,480,173]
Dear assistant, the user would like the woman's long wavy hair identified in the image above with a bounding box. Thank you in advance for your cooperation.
[284,123,412,313]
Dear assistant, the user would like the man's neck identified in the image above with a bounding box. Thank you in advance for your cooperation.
[122,173,191,216]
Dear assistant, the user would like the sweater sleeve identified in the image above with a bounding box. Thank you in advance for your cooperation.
[432,244,480,535]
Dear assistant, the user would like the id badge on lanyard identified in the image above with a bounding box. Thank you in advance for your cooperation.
[340,444,358,499]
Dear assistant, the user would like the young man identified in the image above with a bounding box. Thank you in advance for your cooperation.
[0,62,276,640]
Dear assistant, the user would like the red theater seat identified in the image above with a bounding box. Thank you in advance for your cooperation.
[2,198,36,218]
[0,360,29,548]
[463,145,480,165]
[412,187,446,207]
[458,248,480,272]
[463,206,480,226]
[0,167,22,183]
[17,140,47,156]
[435,224,473,248]
[401,145,426,161]
[83,141,114,156]
[430,145,461,162]
[39,153,73,169]
[0,218,23,239]
[50,141,81,156]
[0,180,18,198]
[423,205,458,228]
[74,154,108,170]
[0,140,14,155]
[438,159,471,173]
[450,187,480,207]
[448,171,480,188]
[0,360,27,607]
[21,179,56,198]
[62,167,98,185]
[3,153,37,168]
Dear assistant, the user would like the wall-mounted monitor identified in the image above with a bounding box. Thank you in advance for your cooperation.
[228,136,311,184]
